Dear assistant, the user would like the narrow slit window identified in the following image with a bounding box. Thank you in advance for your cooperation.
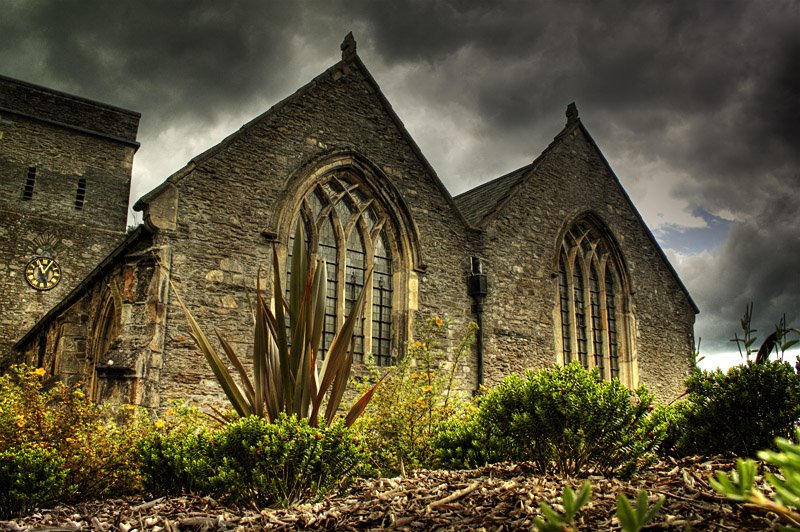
[75,178,87,209]
[23,167,36,200]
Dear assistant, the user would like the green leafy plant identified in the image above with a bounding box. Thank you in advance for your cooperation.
[756,314,800,365]
[616,490,665,532]
[533,481,592,531]
[353,316,475,475]
[667,361,800,457]
[434,362,661,477]
[711,430,800,529]
[137,404,214,496]
[0,445,66,519]
[731,303,799,364]
[177,223,382,427]
[206,414,370,507]
[731,302,760,361]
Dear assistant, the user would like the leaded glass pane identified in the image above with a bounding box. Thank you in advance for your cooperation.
[372,232,393,366]
[289,173,398,367]
[606,266,620,380]
[362,206,376,231]
[345,229,366,361]
[310,189,325,216]
[318,215,338,359]
[573,261,589,369]
[335,196,353,227]
[559,255,572,365]
[590,263,604,377]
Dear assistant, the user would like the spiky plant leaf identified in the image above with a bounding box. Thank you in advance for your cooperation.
[215,331,255,408]
[178,218,381,428]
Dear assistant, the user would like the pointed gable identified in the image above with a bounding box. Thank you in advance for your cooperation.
[135,33,470,233]
[456,103,697,313]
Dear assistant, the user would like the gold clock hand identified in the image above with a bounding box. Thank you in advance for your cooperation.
[42,260,54,274]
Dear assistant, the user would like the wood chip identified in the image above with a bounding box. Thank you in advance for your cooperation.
[0,456,784,530]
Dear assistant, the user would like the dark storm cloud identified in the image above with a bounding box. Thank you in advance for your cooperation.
[1,0,797,358]
[0,0,330,128]
[342,0,800,355]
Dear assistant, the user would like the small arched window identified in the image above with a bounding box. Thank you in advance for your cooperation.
[287,172,397,366]
[556,216,631,382]
[90,294,119,400]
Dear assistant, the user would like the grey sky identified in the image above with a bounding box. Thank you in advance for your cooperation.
[1,0,798,365]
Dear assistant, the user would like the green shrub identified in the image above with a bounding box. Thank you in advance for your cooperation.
[0,445,67,519]
[353,316,475,475]
[207,414,370,507]
[0,365,148,504]
[668,361,800,457]
[137,405,213,496]
[434,362,661,477]
[642,402,690,457]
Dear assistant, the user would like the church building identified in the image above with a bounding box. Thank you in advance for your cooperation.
[2,35,697,408]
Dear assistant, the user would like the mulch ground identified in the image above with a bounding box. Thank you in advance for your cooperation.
[1,456,781,531]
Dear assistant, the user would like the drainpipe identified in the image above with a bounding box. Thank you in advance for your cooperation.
[468,257,488,389]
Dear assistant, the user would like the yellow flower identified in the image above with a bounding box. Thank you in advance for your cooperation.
[16,417,25,428]
[421,386,432,393]
[31,367,46,377]
[155,420,165,429]
[411,341,422,349]
[434,316,443,328]
[166,409,175,416]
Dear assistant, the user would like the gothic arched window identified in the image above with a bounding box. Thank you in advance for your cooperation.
[287,172,397,366]
[90,293,120,400]
[556,216,631,382]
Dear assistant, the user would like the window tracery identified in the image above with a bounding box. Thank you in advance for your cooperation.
[556,216,631,382]
[287,172,396,366]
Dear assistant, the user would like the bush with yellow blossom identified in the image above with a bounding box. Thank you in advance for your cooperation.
[353,316,476,475]
[0,365,150,517]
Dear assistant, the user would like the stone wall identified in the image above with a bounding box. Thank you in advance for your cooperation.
[476,124,695,401]
[137,55,478,409]
[17,232,170,407]
[0,76,138,362]
[5,50,696,411]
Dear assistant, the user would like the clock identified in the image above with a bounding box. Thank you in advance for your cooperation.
[24,257,62,291]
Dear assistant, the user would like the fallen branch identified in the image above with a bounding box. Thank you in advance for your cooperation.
[426,481,480,513]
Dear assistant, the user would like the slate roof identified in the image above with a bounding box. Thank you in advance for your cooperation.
[453,164,532,227]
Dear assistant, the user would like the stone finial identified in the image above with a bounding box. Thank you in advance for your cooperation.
[341,32,357,61]
[566,102,579,126]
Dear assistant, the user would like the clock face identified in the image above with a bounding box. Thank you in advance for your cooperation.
[24,257,62,291]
